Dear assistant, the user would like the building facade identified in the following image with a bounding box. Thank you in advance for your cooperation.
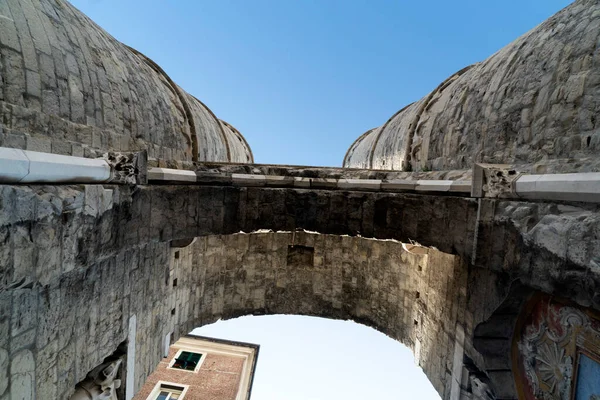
[133,335,259,400]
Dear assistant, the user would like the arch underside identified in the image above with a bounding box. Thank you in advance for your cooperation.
[169,232,467,398]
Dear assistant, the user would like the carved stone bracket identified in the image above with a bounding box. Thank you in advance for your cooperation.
[472,163,522,198]
[70,358,123,400]
[103,151,148,185]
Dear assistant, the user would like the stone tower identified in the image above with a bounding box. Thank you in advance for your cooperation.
[0,0,253,165]
[344,0,600,174]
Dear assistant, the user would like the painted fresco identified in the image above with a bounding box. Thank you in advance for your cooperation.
[513,296,600,400]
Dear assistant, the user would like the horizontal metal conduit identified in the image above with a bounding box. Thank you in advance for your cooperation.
[0,147,111,183]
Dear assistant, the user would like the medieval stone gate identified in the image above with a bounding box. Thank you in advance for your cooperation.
[1,0,600,399]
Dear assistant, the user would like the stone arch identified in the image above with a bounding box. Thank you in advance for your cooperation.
[163,231,470,399]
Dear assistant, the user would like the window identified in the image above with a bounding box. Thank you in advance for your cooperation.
[156,385,182,400]
[147,382,188,400]
[170,350,203,372]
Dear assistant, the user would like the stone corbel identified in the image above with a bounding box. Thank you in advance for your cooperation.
[471,163,522,198]
[103,151,148,185]
[70,358,123,400]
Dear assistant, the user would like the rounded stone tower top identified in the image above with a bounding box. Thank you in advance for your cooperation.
[344,0,600,173]
[0,0,252,164]
[219,120,254,163]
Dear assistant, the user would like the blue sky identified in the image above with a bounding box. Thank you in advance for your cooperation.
[193,315,442,400]
[69,1,573,398]
[72,0,571,167]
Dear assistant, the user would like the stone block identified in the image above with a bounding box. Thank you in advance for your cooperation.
[264,175,295,187]
[293,177,311,188]
[310,177,337,189]
[51,140,72,155]
[449,181,471,193]
[534,172,600,202]
[0,4,21,51]
[36,285,61,350]
[337,179,381,191]
[415,180,452,192]
[381,180,416,191]
[25,70,41,99]
[11,289,37,338]
[231,174,266,187]
[71,143,84,157]
[148,168,196,183]
[20,0,51,55]
[0,147,29,181]
[35,363,57,400]
[10,349,34,400]
[0,348,7,395]
[4,133,26,150]
[25,136,52,153]
[92,129,102,149]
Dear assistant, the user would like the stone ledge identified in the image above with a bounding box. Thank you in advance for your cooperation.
[148,168,197,183]
[337,178,381,191]
[149,167,471,195]
[194,161,473,181]
[416,180,453,192]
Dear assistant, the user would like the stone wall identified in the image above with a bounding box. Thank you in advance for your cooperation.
[344,0,600,173]
[0,0,252,163]
[2,183,600,399]
[0,185,173,398]
[0,182,469,399]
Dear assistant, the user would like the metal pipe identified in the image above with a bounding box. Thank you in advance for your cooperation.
[0,147,111,183]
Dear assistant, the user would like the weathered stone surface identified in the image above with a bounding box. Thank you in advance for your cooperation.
[10,350,34,400]
[0,0,252,163]
[196,161,474,181]
[103,151,147,185]
[0,2,598,399]
[344,0,600,173]
[0,183,599,399]
[0,348,8,395]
